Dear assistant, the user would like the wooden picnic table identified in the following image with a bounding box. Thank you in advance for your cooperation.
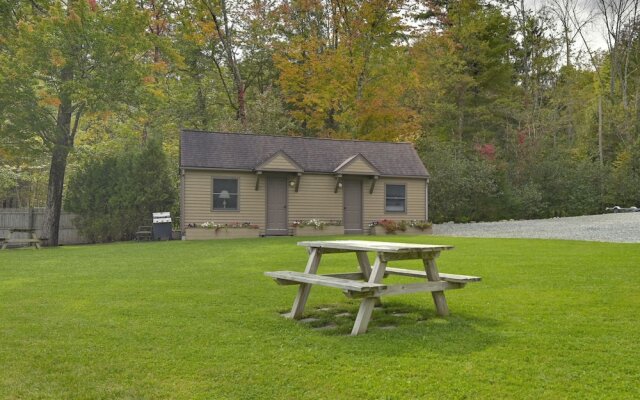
[1,228,42,250]
[265,240,481,335]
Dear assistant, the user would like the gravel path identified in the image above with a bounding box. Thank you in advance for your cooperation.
[433,213,640,243]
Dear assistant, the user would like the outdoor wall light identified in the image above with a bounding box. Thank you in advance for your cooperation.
[334,175,343,193]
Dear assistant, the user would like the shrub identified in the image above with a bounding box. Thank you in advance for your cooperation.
[607,142,640,207]
[422,142,500,223]
[65,140,177,242]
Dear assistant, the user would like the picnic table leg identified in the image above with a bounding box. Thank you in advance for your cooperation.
[423,253,449,316]
[351,256,387,335]
[356,251,382,307]
[289,248,322,319]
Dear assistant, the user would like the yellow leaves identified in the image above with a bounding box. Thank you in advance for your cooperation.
[146,87,166,99]
[142,75,167,99]
[200,21,217,36]
[183,32,206,47]
[612,149,631,170]
[67,10,81,24]
[50,50,66,67]
[181,21,219,47]
[17,20,35,33]
[151,61,168,74]
[355,89,420,143]
[38,94,62,108]
[94,111,114,122]
[276,31,416,140]
[141,74,166,98]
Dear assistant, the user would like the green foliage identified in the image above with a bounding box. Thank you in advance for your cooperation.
[506,154,607,218]
[64,140,177,242]
[0,165,17,199]
[423,142,500,223]
[215,86,297,135]
[508,182,546,219]
[0,0,151,143]
[608,141,640,206]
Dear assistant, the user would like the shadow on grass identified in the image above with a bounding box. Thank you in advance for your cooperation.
[277,300,502,356]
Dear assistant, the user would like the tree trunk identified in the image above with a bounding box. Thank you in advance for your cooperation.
[457,110,464,143]
[236,82,246,125]
[598,95,604,166]
[610,53,615,97]
[204,0,247,126]
[42,142,70,246]
[196,81,207,128]
[565,31,571,67]
[356,70,366,101]
[42,63,74,247]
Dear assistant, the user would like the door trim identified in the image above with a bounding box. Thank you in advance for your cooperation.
[265,175,289,236]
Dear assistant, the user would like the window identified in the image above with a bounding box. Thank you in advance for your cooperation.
[385,184,406,212]
[213,178,238,210]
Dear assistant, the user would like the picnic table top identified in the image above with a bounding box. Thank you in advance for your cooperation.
[297,240,453,253]
[9,228,36,233]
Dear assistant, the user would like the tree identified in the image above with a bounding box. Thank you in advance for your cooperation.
[547,0,595,67]
[65,140,177,242]
[274,0,415,139]
[0,0,151,245]
[414,0,517,145]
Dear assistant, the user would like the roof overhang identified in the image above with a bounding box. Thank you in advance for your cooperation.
[181,166,427,179]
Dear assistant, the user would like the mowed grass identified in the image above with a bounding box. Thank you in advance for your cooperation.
[1,236,639,399]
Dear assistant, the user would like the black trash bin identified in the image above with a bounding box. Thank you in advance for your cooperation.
[152,212,172,240]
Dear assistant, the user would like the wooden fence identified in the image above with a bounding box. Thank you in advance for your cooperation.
[0,208,88,245]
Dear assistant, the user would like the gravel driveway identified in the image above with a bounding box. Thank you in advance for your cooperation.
[433,213,640,243]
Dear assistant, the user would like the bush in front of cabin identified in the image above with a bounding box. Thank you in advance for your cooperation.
[65,140,177,242]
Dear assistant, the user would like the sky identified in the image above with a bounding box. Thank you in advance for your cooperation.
[524,0,609,52]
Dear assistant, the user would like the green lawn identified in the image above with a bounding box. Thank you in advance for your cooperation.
[1,236,639,399]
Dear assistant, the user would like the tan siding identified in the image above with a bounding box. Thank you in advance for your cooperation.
[184,171,427,234]
[260,154,299,171]
[363,178,427,226]
[339,158,377,175]
[183,170,265,228]
[288,174,343,223]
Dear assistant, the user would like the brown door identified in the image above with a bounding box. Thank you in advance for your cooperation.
[266,176,288,236]
[343,178,363,234]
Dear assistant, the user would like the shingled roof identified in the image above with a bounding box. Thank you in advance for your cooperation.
[180,130,429,178]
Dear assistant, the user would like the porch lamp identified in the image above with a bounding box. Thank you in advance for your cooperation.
[219,190,231,208]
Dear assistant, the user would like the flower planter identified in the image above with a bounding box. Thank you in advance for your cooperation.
[369,225,432,236]
[293,225,344,236]
[185,227,260,240]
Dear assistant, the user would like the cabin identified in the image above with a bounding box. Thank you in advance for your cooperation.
[180,130,430,238]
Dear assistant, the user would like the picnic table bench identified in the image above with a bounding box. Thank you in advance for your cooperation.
[1,228,43,250]
[265,240,481,335]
